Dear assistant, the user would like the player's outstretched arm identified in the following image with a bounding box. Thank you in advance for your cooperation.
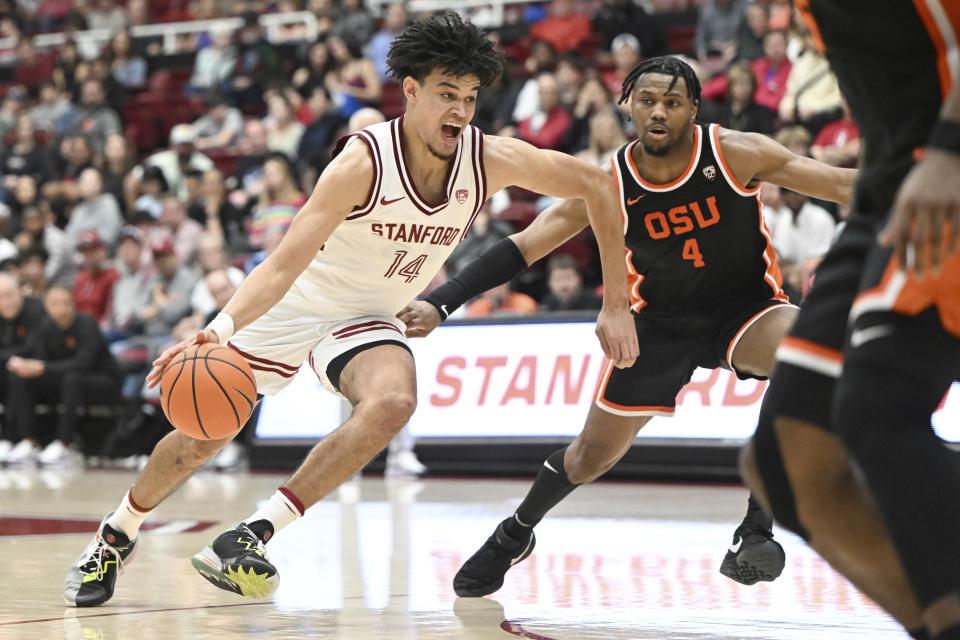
[718,127,858,205]
[398,197,590,337]
[483,136,637,367]
[146,141,375,387]
[881,84,960,276]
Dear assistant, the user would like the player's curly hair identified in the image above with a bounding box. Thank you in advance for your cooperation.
[618,56,702,107]
[387,11,503,87]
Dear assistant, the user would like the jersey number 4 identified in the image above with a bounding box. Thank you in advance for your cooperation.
[682,238,705,268]
[385,250,428,283]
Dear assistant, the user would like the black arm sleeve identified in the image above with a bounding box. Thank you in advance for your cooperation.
[425,238,529,320]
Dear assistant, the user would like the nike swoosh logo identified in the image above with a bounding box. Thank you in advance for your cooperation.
[729,538,743,554]
[626,195,646,206]
[543,460,558,474]
[380,195,404,206]
[440,304,449,317]
[849,325,894,348]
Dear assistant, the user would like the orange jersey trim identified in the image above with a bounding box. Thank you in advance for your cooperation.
[779,336,843,363]
[625,126,701,191]
[911,0,957,98]
[710,125,760,195]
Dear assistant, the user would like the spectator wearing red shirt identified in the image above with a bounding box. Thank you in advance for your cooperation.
[516,73,573,151]
[13,39,55,91]
[73,231,119,327]
[751,30,792,113]
[811,97,860,168]
[529,0,595,54]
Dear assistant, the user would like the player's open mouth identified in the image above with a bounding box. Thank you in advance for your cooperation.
[647,124,668,140]
[441,122,462,142]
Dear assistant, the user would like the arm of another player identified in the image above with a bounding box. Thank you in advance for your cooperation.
[484,136,637,367]
[718,127,858,205]
[146,141,374,387]
[880,83,960,275]
[398,196,589,336]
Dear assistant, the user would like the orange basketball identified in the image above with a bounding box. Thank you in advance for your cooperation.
[159,343,257,440]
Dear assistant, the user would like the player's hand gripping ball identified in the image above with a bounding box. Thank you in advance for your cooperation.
[158,343,257,440]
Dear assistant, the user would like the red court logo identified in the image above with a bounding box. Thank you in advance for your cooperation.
[456,189,469,204]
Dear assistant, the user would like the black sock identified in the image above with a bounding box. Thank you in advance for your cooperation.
[740,493,773,533]
[505,448,579,539]
[908,628,930,640]
[935,625,960,640]
[245,519,275,544]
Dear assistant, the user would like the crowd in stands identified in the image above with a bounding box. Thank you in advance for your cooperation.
[0,0,857,466]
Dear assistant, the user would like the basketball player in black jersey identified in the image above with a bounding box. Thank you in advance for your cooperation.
[398,56,856,596]
[736,1,960,639]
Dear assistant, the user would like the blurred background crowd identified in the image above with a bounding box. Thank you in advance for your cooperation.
[0,0,857,470]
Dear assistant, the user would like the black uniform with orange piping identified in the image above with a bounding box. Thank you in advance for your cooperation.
[595,123,795,417]
[766,0,960,432]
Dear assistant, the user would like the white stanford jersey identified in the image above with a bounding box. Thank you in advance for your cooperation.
[286,116,487,319]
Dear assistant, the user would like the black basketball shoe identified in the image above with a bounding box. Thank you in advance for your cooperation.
[64,516,140,607]
[719,525,786,585]
[454,517,536,597]
[191,522,278,598]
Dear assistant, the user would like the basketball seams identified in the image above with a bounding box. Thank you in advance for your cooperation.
[203,351,241,434]
[190,350,211,439]
[161,352,188,423]
[160,344,257,440]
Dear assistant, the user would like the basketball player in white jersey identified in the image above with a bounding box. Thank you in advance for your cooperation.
[63,12,640,607]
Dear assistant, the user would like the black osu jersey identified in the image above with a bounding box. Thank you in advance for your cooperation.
[611,123,787,323]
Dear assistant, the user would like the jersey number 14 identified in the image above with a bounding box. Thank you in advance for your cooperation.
[384,250,428,283]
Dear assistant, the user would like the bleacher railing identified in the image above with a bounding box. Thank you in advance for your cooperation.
[0,11,318,58]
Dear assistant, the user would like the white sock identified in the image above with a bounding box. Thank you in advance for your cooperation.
[106,489,152,540]
[244,487,304,541]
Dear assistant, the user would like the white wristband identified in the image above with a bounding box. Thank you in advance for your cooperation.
[206,312,235,344]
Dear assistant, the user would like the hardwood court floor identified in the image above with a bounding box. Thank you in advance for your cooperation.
[0,469,904,640]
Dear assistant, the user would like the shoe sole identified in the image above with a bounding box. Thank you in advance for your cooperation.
[454,532,536,598]
[719,540,786,586]
[190,546,278,599]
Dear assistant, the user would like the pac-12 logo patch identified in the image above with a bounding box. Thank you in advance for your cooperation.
[455,189,469,204]
[702,165,716,181]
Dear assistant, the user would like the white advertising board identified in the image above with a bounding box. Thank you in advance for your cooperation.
[256,321,960,442]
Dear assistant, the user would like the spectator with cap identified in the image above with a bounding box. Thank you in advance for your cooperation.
[15,204,73,286]
[17,246,50,298]
[73,230,120,327]
[61,79,121,154]
[126,124,214,203]
[0,273,49,463]
[135,235,198,337]
[4,285,121,466]
[64,167,124,251]
[540,254,603,312]
[193,93,244,150]
[601,33,643,96]
[158,194,204,267]
[106,225,149,341]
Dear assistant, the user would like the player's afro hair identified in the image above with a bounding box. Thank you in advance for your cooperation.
[387,11,504,88]
[618,56,702,107]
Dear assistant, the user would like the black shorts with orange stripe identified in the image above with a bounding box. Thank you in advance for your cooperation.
[770,0,958,429]
[595,298,792,417]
